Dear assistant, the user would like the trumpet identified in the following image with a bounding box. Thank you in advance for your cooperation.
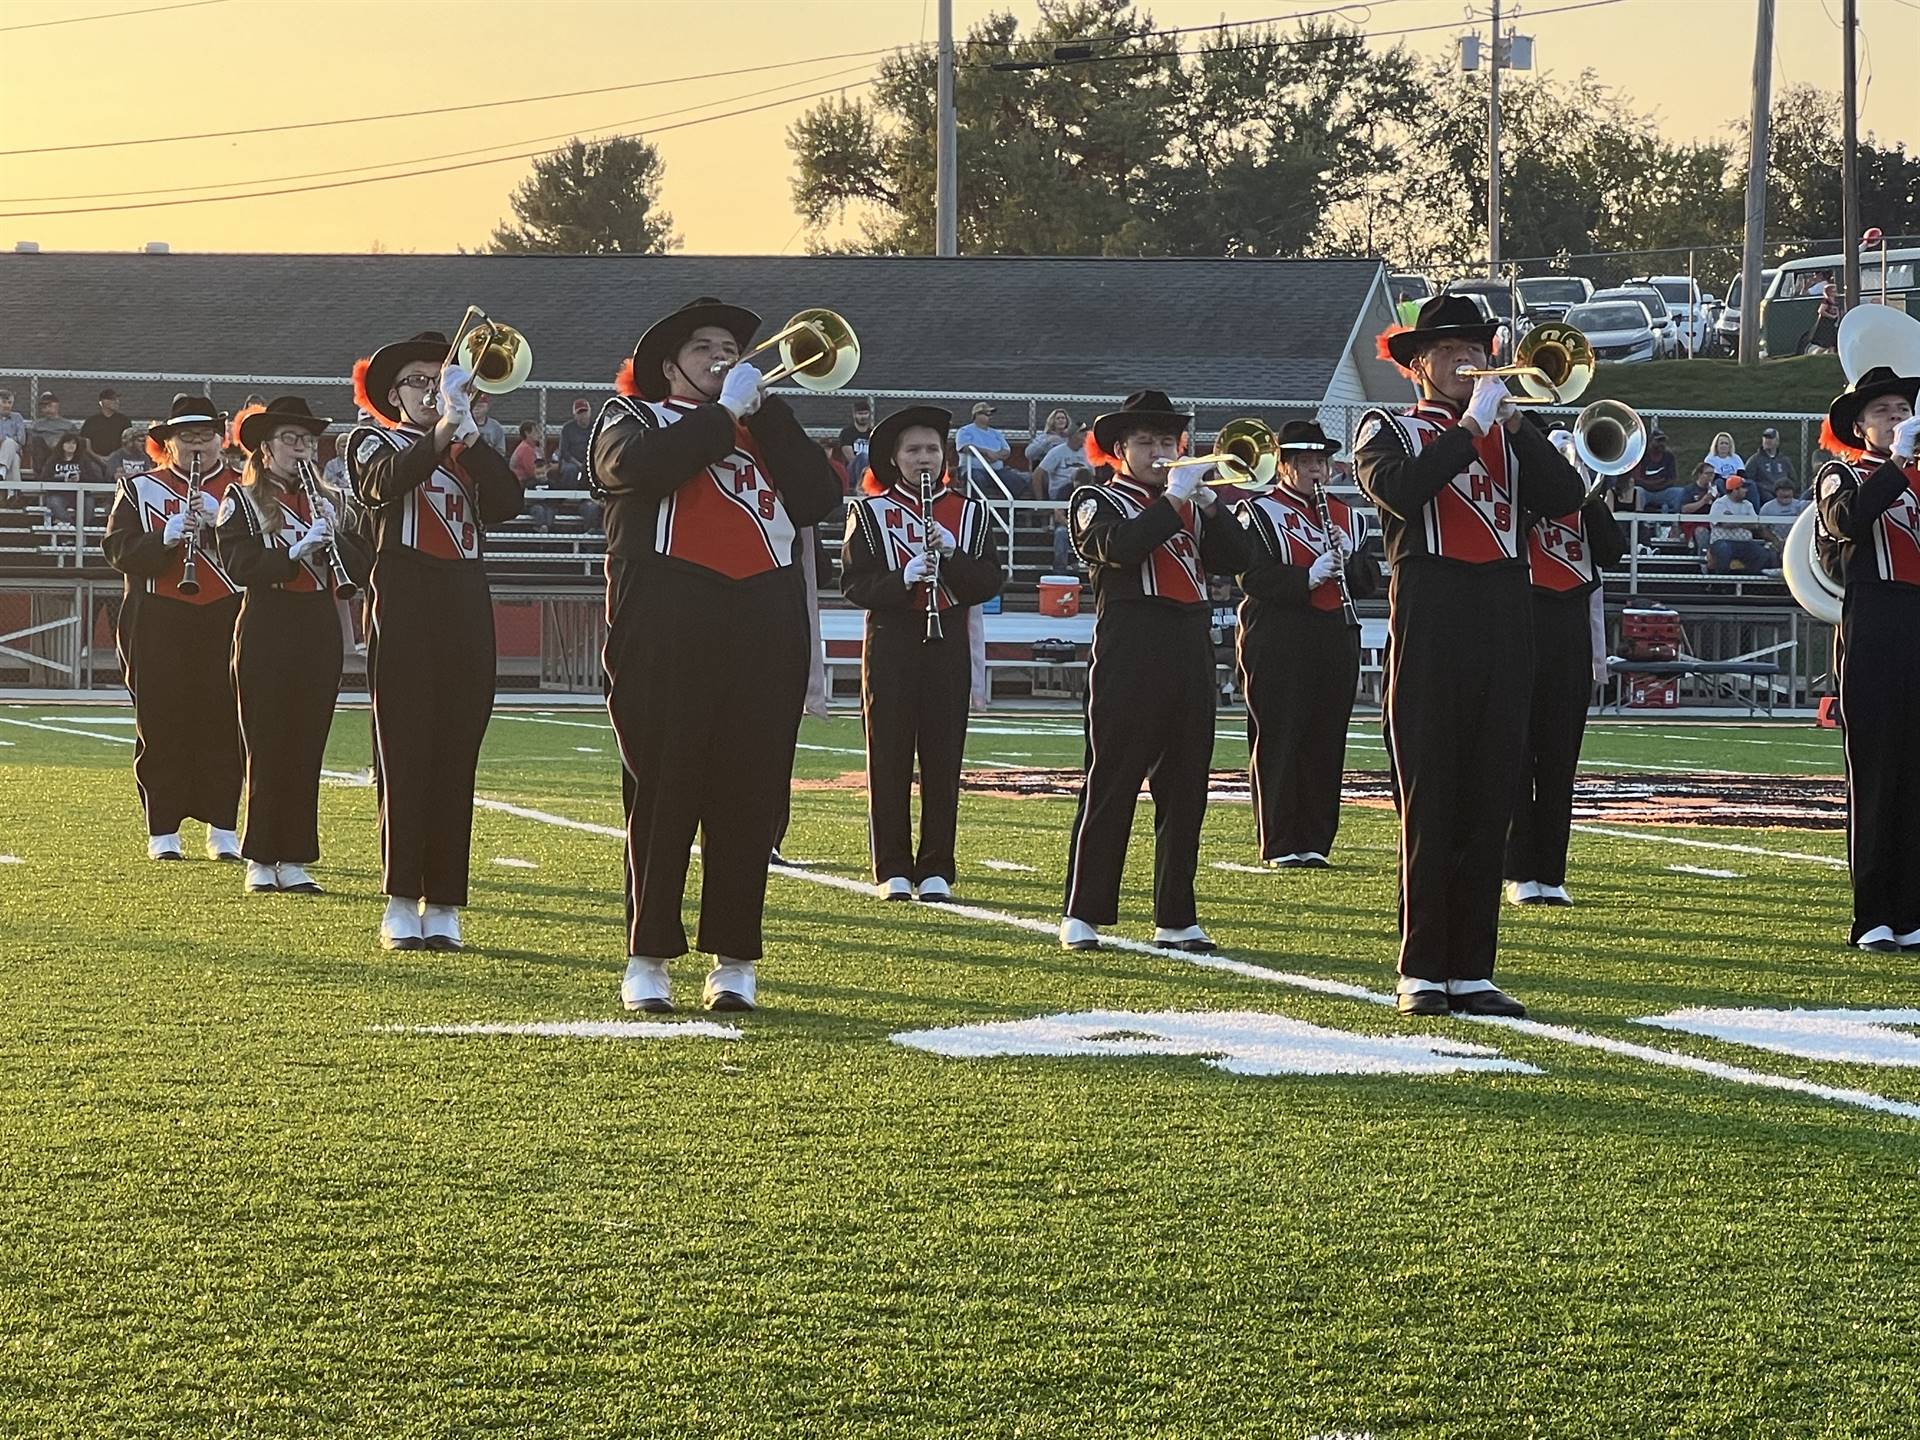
[709,309,860,393]
[919,466,943,643]
[1456,323,1596,406]
[177,449,204,596]
[296,459,358,600]
[428,305,533,409]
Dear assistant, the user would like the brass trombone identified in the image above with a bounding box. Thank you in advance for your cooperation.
[710,308,861,392]
[432,306,533,406]
[1157,417,1281,489]
[1455,322,1596,406]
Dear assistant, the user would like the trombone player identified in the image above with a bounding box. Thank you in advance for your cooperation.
[1357,295,1583,1017]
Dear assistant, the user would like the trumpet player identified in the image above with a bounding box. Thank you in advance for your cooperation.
[1060,389,1251,954]
[592,297,840,1013]
[216,399,371,896]
[1358,296,1583,1017]
[1815,364,1920,953]
[1233,419,1378,869]
[350,330,524,952]
[103,393,244,863]
[841,405,1006,901]
[1505,427,1626,908]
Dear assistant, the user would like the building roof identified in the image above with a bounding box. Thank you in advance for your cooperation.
[0,251,1401,429]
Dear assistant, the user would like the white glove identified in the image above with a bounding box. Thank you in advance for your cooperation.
[1165,464,1200,503]
[162,511,189,546]
[902,552,935,584]
[196,491,219,524]
[1464,376,1507,434]
[1891,414,1920,461]
[438,362,474,420]
[1308,551,1341,586]
[1549,428,1578,465]
[930,522,957,555]
[1193,485,1218,510]
[718,361,763,420]
[453,415,480,446]
[316,496,339,527]
[290,517,331,561]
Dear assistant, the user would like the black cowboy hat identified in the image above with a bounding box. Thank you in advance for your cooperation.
[1090,389,1192,455]
[357,331,449,425]
[149,392,226,441]
[866,405,952,487]
[237,395,332,453]
[1826,365,1920,450]
[1384,293,1502,369]
[630,296,762,402]
[1274,418,1339,454]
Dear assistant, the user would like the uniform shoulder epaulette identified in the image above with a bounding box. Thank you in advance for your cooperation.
[1353,407,1412,457]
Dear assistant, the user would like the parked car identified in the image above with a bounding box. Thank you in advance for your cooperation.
[1515,275,1593,323]
[1630,275,1714,354]
[1592,286,1679,358]
[1563,300,1659,365]
[1761,248,1920,356]
[1444,279,1529,353]
[1713,269,1776,354]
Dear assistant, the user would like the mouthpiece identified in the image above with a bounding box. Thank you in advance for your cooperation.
[709,360,731,377]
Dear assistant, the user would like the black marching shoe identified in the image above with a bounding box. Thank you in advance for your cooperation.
[1396,987,1450,1018]
[1449,985,1528,1018]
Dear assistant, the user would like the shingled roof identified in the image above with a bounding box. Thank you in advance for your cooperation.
[0,251,1405,428]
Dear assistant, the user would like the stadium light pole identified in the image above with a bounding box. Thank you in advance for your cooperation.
[936,0,957,257]
[1841,0,1859,313]
[1738,0,1775,366]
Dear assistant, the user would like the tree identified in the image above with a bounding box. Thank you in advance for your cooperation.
[488,136,678,255]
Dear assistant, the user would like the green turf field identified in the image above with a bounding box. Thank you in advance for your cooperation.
[1,701,1914,1439]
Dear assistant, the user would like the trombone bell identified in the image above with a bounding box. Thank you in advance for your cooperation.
[1571,399,1646,477]
[1456,322,1595,405]
[450,307,533,396]
[722,309,862,392]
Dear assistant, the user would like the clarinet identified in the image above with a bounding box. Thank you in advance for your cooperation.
[919,466,943,642]
[176,449,204,595]
[1313,479,1360,629]
[297,460,358,600]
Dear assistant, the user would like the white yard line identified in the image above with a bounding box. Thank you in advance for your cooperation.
[0,716,134,745]
[1668,864,1745,879]
[1571,824,1846,870]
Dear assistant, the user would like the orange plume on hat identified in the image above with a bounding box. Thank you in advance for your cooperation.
[1819,415,1868,463]
[615,358,641,397]
[351,357,398,429]
[145,434,171,467]
[1375,325,1417,378]
[229,403,266,454]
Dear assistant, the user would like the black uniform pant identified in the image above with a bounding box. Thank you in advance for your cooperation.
[1839,584,1920,943]
[1064,603,1215,929]
[368,551,495,906]
[118,594,242,837]
[1384,563,1533,983]
[235,589,342,865]
[608,564,809,962]
[1240,610,1359,860]
[1505,593,1594,888]
[863,613,971,884]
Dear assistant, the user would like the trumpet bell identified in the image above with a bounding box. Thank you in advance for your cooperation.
[771,308,860,392]
[1783,507,1845,625]
[1572,399,1645,476]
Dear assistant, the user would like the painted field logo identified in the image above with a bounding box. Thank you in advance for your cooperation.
[892,1010,1540,1078]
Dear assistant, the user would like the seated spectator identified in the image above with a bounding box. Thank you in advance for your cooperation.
[954,402,1014,489]
[1035,421,1095,572]
[1757,478,1805,558]
[80,389,128,461]
[557,399,594,487]
[1702,432,1743,483]
[104,426,151,482]
[1025,408,1073,468]
[26,392,80,474]
[1676,462,1720,546]
[836,398,873,490]
[321,433,350,489]
[41,432,106,527]
[1705,475,1772,572]
[470,393,508,456]
[1744,426,1796,495]
[514,423,559,528]
[1633,428,1686,511]
[0,390,27,486]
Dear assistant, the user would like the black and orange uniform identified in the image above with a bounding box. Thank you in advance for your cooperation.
[1356,397,1582,986]
[1234,483,1378,862]
[348,419,522,908]
[1063,462,1250,931]
[1814,380,1920,947]
[1504,493,1625,890]
[591,388,840,962]
[104,458,243,839]
[215,483,371,867]
[842,469,1005,887]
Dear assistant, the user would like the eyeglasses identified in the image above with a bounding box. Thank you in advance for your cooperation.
[271,431,319,449]
[395,375,435,391]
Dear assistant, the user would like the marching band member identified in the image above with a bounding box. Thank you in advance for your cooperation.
[216,399,371,895]
[1060,389,1251,953]
[1814,364,1920,953]
[841,405,1006,900]
[349,331,524,952]
[1233,419,1378,869]
[103,393,244,863]
[591,297,840,1013]
[1357,296,1583,1017]
[1505,434,1625,907]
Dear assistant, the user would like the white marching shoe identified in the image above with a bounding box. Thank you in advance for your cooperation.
[1535,883,1573,907]
[1154,924,1219,954]
[1059,917,1100,951]
[1266,853,1302,868]
[703,959,756,1012]
[621,957,673,1014]
[275,863,322,895]
[206,828,242,862]
[421,904,463,952]
[1507,881,1543,906]
[1297,852,1330,869]
[380,895,424,951]
[1857,925,1901,953]
[148,833,183,861]
[876,877,913,901]
[245,861,278,893]
[916,876,952,901]
[1898,928,1920,951]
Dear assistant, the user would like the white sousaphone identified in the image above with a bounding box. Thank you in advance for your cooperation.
[1783,305,1920,625]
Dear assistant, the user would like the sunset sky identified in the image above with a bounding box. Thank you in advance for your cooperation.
[0,0,1913,257]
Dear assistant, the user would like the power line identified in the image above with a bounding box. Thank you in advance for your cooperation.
[0,0,224,33]
[0,79,878,219]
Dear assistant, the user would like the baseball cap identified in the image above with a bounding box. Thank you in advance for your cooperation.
[1760,426,1778,438]
[38,391,57,404]
[98,387,118,400]
[1649,428,1667,441]
[852,398,872,413]
[572,399,591,412]
[971,402,995,417]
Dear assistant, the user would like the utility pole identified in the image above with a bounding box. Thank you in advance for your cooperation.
[1738,0,1775,365]
[1487,0,1501,279]
[1841,0,1859,313]
[936,0,957,258]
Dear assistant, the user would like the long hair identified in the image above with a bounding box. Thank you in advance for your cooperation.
[1709,430,1735,456]
[240,448,293,535]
